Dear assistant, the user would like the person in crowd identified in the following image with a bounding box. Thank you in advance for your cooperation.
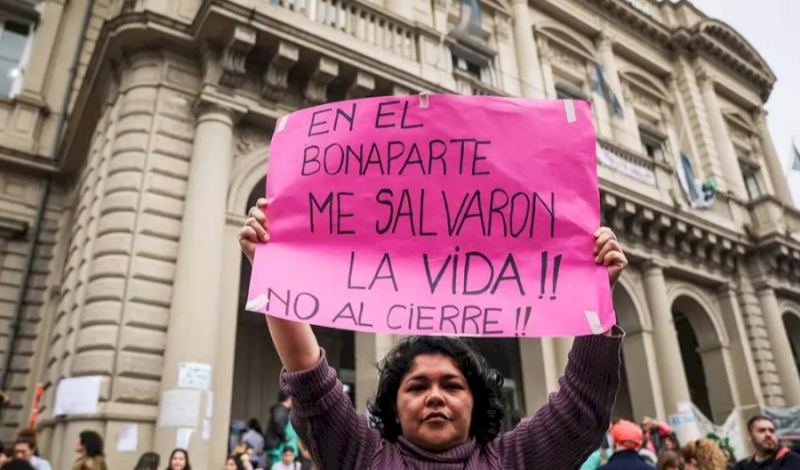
[264,391,297,466]
[72,431,107,470]
[0,461,34,470]
[133,452,160,470]
[225,454,245,470]
[682,438,728,470]
[238,198,627,470]
[231,444,255,470]
[270,448,298,470]
[296,440,314,470]
[597,420,658,470]
[581,428,615,470]
[642,418,675,455]
[13,435,51,470]
[733,415,800,470]
[241,419,266,469]
[0,443,9,466]
[656,451,682,470]
[166,449,191,470]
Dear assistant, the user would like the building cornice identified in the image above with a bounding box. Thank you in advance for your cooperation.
[570,0,775,99]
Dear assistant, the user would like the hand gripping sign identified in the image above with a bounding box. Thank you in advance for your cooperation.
[246,94,615,337]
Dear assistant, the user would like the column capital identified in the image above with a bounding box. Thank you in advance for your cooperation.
[192,98,244,126]
[752,278,776,294]
[752,107,769,124]
[595,31,614,51]
[643,258,669,274]
[694,64,716,91]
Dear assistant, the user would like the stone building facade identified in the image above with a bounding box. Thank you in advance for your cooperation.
[0,0,799,468]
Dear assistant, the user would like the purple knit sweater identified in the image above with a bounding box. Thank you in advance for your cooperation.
[280,332,622,470]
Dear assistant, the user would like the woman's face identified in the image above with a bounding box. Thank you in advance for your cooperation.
[75,440,85,455]
[396,353,474,451]
[171,451,187,470]
[225,459,237,470]
[240,452,251,467]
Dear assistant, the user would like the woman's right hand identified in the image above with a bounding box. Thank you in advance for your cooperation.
[239,198,269,264]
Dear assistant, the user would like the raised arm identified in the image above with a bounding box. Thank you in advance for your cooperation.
[492,227,626,470]
[239,198,320,372]
[239,198,380,468]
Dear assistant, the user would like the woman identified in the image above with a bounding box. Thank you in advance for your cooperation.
[656,451,682,470]
[231,444,255,470]
[241,419,266,469]
[239,198,626,469]
[225,455,246,470]
[72,431,107,470]
[166,449,191,470]
[681,439,728,470]
[134,452,160,470]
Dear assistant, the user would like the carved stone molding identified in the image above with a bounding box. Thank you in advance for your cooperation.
[536,37,552,63]
[263,40,300,101]
[304,56,339,106]
[693,63,717,92]
[601,192,744,272]
[346,71,376,100]
[0,215,28,239]
[595,31,614,52]
[758,244,800,287]
[219,25,257,88]
[235,126,271,158]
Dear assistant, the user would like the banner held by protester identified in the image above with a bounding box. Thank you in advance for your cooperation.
[246,94,614,337]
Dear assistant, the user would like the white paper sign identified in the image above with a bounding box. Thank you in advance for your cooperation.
[202,419,211,441]
[205,391,214,418]
[158,390,201,427]
[53,376,102,416]
[176,428,194,449]
[178,362,212,390]
[116,424,138,452]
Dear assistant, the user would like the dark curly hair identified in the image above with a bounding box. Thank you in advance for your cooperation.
[367,335,505,446]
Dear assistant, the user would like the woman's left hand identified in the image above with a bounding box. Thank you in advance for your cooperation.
[594,227,627,287]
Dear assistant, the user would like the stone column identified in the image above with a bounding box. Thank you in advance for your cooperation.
[519,338,559,414]
[595,33,639,151]
[210,222,247,467]
[511,0,544,98]
[554,337,573,376]
[643,262,692,415]
[385,0,413,20]
[354,333,398,413]
[754,109,793,205]
[696,67,747,198]
[154,104,236,464]
[756,286,800,406]
[535,38,556,98]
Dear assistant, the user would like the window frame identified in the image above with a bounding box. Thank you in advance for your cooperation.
[638,124,668,161]
[740,159,763,201]
[0,3,37,98]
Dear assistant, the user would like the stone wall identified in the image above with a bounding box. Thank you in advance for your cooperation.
[36,51,201,470]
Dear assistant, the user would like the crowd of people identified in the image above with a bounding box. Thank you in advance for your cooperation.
[580,415,799,470]
[0,428,107,470]
[227,392,315,470]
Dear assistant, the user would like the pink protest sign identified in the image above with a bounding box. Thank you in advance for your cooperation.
[245,94,615,337]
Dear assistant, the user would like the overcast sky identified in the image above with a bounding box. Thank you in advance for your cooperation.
[679,0,799,176]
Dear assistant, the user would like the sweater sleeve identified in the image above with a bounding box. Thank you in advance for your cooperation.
[280,348,381,470]
[493,328,623,470]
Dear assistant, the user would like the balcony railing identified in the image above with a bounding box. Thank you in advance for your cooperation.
[596,137,658,186]
[748,195,800,242]
[270,0,419,62]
